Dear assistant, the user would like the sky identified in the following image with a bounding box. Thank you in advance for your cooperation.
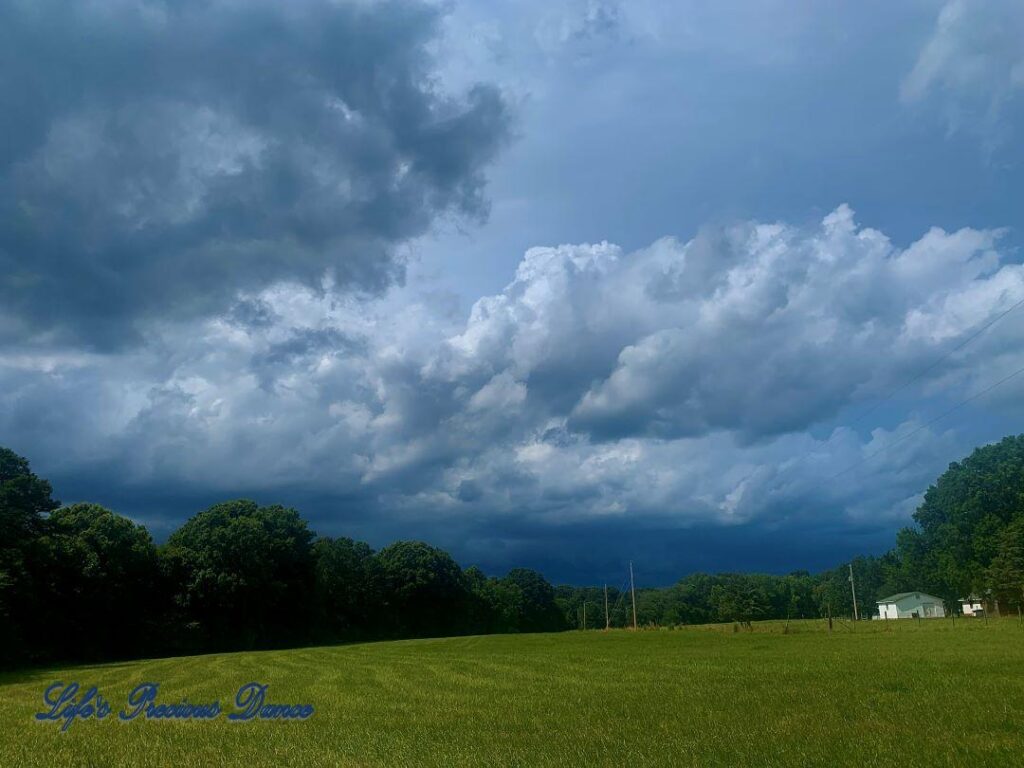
[2,0,1024,585]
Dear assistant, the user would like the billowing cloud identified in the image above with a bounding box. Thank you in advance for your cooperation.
[0,0,509,349]
[3,206,1022,573]
[567,207,1010,440]
[4,1,1022,584]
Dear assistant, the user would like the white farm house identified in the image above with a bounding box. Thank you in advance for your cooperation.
[876,592,946,619]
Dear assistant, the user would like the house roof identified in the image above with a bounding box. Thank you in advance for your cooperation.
[876,591,944,604]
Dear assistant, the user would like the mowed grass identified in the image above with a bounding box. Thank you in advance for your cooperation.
[3,618,1024,767]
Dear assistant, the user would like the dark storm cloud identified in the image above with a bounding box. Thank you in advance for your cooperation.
[251,327,365,390]
[0,0,509,349]
[5,0,1024,585]
[3,204,1021,582]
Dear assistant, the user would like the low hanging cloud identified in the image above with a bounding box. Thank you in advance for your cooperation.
[0,0,509,349]
[3,205,1022,544]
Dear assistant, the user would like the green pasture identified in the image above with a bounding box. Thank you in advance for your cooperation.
[3,617,1023,767]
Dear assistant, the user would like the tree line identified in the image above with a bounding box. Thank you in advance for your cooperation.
[0,448,567,666]
[558,435,1024,627]
[4,434,1024,665]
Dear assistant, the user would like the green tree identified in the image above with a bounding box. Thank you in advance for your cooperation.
[32,503,161,659]
[163,499,315,649]
[711,576,769,627]
[781,571,817,620]
[899,435,1024,600]
[376,541,471,637]
[668,573,718,625]
[554,585,619,629]
[813,556,898,620]
[312,536,381,640]
[463,566,504,632]
[0,447,59,662]
[499,568,565,632]
[987,515,1024,608]
[469,567,528,633]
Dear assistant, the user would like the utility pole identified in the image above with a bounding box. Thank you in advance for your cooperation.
[848,563,859,621]
[629,561,638,631]
[582,600,587,631]
[604,584,610,631]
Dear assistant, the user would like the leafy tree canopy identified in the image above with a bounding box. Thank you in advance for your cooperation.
[164,499,315,647]
[0,447,59,550]
[900,435,1024,599]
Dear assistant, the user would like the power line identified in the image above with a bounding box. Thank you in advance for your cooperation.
[720,291,1024,497]
[847,293,1024,430]
[782,292,1024,473]
[602,571,632,628]
[796,294,1024,583]
[830,360,1024,479]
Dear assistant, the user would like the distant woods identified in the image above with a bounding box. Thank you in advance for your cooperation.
[3,435,1024,666]
[0,453,568,666]
[564,435,1024,628]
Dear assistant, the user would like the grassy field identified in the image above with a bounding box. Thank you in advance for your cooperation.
[3,617,1024,767]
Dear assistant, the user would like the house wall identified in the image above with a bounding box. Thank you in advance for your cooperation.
[877,595,946,619]
[877,603,899,619]
[894,596,945,618]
